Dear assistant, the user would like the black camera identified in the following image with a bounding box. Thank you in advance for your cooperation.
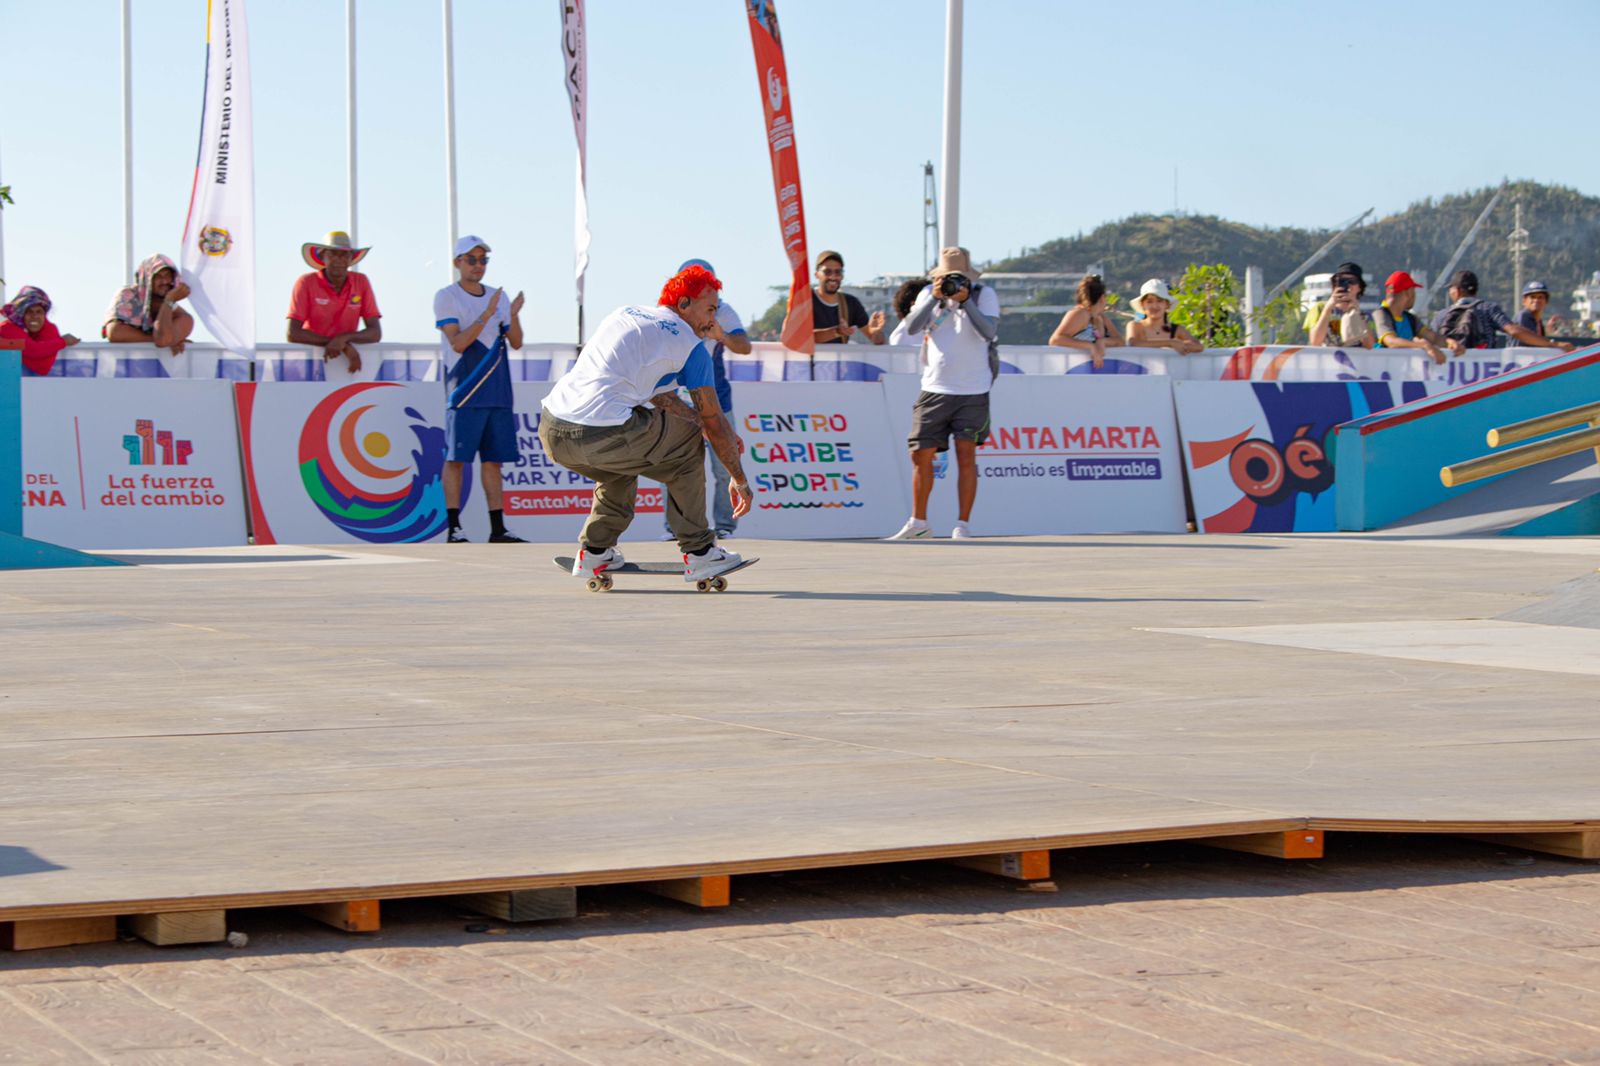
[1332,275,1358,293]
[938,273,970,298]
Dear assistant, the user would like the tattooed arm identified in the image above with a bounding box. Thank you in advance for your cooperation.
[649,390,702,425]
[689,385,753,519]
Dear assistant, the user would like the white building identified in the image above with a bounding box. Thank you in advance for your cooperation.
[846,268,1104,319]
[1571,272,1600,323]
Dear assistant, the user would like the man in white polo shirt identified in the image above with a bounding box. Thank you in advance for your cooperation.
[886,247,1001,540]
[540,264,752,583]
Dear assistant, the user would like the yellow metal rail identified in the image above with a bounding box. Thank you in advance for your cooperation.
[1486,401,1600,448]
[1440,401,1600,488]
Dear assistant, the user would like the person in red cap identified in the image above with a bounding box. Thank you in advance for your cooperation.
[1372,270,1460,365]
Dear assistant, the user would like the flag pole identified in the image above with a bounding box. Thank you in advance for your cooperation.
[121,0,134,280]
[938,0,963,249]
[441,0,459,268]
[0,141,8,305]
[346,0,358,245]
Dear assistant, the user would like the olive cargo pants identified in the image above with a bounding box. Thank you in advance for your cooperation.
[539,405,714,555]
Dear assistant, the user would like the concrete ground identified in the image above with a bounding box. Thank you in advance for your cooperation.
[4,533,1600,1062]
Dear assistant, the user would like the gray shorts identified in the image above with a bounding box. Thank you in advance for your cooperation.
[908,390,991,452]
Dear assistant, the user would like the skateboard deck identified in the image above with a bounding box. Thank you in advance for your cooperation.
[552,556,759,593]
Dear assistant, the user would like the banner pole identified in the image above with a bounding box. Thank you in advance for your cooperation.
[121,0,134,281]
[0,140,8,306]
[938,0,963,249]
[441,0,459,266]
[346,0,358,245]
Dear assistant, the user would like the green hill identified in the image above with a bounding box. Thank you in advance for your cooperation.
[987,180,1599,342]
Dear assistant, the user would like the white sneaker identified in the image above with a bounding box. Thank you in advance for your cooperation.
[571,546,625,577]
[885,518,932,541]
[684,545,744,582]
[950,522,974,539]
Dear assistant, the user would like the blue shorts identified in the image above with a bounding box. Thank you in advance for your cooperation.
[446,406,520,463]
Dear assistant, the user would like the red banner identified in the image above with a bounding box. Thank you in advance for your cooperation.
[744,1,813,355]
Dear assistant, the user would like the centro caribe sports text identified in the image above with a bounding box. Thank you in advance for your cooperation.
[101,473,227,507]
[743,411,861,497]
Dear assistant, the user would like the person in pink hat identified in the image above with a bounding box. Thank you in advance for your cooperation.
[286,230,383,373]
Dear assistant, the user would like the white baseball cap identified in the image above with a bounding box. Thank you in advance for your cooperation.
[453,234,491,258]
[1135,278,1174,308]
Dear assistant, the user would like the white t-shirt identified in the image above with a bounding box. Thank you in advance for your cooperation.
[888,319,922,346]
[433,283,515,407]
[916,284,1001,395]
[542,305,715,427]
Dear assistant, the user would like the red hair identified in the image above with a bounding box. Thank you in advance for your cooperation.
[658,264,722,308]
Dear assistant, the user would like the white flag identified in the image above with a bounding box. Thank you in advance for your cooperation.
[181,0,255,355]
[560,0,588,307]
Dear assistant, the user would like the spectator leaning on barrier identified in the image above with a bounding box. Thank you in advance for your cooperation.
[103,253,194,355]
[539,265,751,585]
[1304,261,1374,348]
[434,234,526,544]
[1,286,78,376]
[1432,270,1570,352]
[660,259,750,541]
[1517,280,1556,341]
[1371,270,1460,365]
[887,277,930,345]
[287,231,384,374]
[886,247,1001,541]
[812,250,887,345]
[1123,278,1202,355]
[1047,275,1120,369]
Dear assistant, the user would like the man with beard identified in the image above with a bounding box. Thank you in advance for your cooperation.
[811,250,887,345]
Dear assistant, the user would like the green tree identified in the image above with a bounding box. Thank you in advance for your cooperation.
[1249,286,1305,344]
[749,290,788,341]
[1172,263,1242,346]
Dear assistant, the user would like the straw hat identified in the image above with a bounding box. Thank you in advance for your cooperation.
[931,246,979,281]
[302,230,370,270]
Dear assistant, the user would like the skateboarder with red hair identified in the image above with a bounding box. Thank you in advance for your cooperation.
[540,265,752,584]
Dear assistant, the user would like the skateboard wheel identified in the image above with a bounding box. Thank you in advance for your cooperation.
[598,574,613,591]
[695,579,711,593]
[586,577,603,593]
[711,576,728,592]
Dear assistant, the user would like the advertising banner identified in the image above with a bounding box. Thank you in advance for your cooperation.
[880,373,1187,535]
[21,379,247,548]
[237,381,452,545]
[1175,380,1432,533]
[744,1,813,354]
[727,382,909,539]
[558,0,589,309]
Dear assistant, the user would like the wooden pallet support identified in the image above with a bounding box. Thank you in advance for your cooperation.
[636,875,730,908]
[1196,829,1325,859]
[947,849,1052,882]
[1470,830,1600,861]
[453,887,577,923]
[296,899,381,932]
[1,916,118,951]
[125,910,227,946]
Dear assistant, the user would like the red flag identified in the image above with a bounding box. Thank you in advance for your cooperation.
[744,1,813,355]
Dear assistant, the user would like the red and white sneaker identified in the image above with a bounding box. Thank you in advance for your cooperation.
[571,546,625,577]
[683,545,743,583]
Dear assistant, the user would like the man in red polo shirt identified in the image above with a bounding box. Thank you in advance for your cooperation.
[287,231,383,373]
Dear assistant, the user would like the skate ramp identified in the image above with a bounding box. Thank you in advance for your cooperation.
[1502,570,1600,629]
[1380,449,1600,537]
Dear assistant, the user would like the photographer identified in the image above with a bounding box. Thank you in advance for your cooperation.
[1305,261,1374,348]
[886,247,1001,541]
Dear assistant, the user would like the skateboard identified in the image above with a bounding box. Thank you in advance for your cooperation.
[552,556,760,593]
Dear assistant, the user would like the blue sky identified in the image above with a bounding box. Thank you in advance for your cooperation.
[5,0,1598,346]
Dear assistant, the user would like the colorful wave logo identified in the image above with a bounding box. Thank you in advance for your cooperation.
[297,382,447,542]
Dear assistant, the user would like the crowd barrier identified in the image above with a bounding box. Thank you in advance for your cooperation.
[15,342,1581,547]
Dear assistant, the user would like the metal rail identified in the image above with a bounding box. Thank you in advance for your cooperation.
[1442,404,1600,488]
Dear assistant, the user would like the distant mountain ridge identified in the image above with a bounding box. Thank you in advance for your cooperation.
[989,180,1600,317]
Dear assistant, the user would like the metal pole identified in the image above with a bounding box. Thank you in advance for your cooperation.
[346,0,358,245]
[1425,185,1503,311]
[938,0,962,250]
[1509,200,1528,304]
[121,0,134,280]
[1263,207,1374,306]
[441,0,459,268]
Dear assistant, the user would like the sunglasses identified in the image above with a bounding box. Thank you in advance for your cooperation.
[818,268,843,277]
[460,255,489,266]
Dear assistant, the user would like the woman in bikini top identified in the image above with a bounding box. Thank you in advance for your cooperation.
[1124,278,1202,355]
[1048,274,1120,370]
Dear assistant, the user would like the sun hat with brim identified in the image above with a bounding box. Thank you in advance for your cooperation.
[930,246,980,281]
[1134,278,1173,308]
[1523,279,1551,297]
[302,230,370,270]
